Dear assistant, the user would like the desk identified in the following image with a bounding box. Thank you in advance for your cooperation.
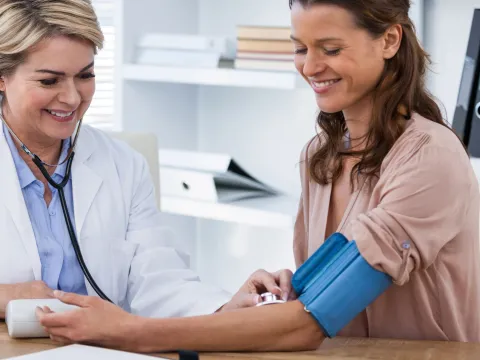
[1,323,480,359]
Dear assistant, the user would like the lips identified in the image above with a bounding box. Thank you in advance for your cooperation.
[311,79,341,89]
[44,109,76,122]
[45,109,74,117]
[308,78,342,94]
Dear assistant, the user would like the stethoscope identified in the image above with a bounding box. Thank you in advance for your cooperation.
[0,109,112,303]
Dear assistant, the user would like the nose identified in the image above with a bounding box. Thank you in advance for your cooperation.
[57,80,81,108]
[302,51,327,78]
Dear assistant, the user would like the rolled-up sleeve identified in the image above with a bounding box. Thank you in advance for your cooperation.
[344,142,473,285]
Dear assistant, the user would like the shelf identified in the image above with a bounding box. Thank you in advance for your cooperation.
[160,195,299,229]
[122,64,307,90]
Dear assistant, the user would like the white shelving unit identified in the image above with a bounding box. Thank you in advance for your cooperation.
[123,64,307,90]
[113,0,315,293]
[160,194,298,229]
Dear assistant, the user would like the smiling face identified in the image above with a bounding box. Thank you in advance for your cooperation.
[290,3,389,117]
[0,35,96,143]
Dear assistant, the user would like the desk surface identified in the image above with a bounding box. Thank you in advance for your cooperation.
[2,323,480,359]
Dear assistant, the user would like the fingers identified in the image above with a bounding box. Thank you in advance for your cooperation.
[236,293,261,308]
[54,290,90,308]
[288,290,298,301]
[221,292,261,311]
[250,270,282,296]
[36,307,73,328]
[275,270,294,301]
[44,326,71,342]
[50,334,73,344]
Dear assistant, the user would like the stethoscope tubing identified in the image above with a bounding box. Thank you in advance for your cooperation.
[0,111,112,303]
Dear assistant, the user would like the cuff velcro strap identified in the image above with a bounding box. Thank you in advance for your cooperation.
[292,233,392,338]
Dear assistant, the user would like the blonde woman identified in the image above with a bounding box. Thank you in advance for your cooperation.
[0,0,289,320]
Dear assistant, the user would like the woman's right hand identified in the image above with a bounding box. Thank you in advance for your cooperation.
[219,269,296,311]
[0,281,54,318]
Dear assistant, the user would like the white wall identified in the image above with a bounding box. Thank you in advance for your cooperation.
[410,0,424,43]
[424,0,480,122]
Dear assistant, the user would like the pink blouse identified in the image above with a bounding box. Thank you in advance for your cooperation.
[294,114,480,342]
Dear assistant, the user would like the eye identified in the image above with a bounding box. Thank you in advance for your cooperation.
[324,48,341,56]
[294,48,307,55]
[79,72,95,80]
[39,78,58,86]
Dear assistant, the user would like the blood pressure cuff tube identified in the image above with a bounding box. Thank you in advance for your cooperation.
[291,232,392,338]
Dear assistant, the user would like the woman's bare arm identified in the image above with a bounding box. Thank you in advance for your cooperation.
[37,292,324,353]
[134,300,324,353]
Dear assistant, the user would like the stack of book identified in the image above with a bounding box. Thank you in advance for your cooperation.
[234,26,295,72]
[135,33,235,68]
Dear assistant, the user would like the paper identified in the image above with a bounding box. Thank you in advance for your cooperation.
[8,344,166,360]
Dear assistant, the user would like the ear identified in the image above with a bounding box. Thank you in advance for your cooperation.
[0,76,5,92]
[382,24,402,59]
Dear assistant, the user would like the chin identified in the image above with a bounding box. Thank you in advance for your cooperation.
[43,124,78,141]
[316,101,344,114]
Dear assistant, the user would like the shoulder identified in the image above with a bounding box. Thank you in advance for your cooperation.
[383,114,469,170]
[381,114,477,192]
[409,113,465,152]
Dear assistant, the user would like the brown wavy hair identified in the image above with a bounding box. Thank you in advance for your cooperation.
[289,0,453,186]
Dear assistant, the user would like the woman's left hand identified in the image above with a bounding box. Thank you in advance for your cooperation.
[36,290,138,350]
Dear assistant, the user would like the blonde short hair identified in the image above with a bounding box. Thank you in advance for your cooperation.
[0,0,104,78]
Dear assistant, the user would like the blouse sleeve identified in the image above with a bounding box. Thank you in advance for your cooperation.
[293,193,307,268]
[343,135,476,285]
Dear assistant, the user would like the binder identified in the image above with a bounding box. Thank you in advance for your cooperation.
[452,9,480,155]
[159,149,279,203]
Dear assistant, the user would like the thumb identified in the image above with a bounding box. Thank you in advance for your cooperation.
[54,290,89,308]
[233,293,261,309]
[45,288,55,298]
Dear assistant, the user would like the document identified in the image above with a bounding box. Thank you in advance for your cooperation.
[9,344,166,360]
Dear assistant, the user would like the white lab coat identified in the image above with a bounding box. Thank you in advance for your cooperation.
[0,124,231,317]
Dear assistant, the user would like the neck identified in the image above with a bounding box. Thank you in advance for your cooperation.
[17,135,63,166]
[1,108,62,167]
[342,96,373,151]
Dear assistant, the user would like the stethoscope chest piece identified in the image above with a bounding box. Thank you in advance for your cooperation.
[255,292,286,306]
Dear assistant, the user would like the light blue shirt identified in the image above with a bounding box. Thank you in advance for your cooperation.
[4,124,87,294]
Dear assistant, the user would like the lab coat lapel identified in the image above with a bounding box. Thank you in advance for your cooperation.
[0,126,41,279]
[70,127,115,301]
[71,127,102,238]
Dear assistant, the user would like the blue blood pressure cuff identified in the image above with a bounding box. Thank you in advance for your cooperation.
[292,233,392,338]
